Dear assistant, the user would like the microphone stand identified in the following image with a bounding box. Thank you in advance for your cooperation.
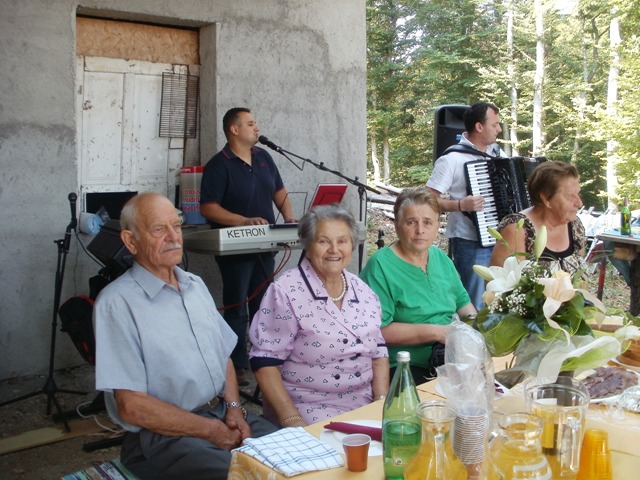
[0,193,87,432]
[269,145,381,271]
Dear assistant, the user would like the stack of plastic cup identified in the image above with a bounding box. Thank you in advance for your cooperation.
[452,406,489,465]
[576,429,612,480]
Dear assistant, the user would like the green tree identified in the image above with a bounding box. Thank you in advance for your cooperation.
[365,0,637,211]
[609,0,640,209]
[367,0,419,184]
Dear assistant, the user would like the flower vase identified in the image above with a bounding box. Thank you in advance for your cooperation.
[494,334,547,388]
[557,370,575,379]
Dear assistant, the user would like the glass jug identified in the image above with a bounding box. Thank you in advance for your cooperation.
[404,400,467,480]
[489,413,552,480]
[524,377,590,480]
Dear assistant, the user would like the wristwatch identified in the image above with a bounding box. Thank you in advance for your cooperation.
[225,401,248,419]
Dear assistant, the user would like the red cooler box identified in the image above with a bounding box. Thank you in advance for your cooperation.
[180,166,206,225]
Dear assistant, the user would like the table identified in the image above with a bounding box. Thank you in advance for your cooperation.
[228,382,640,479]
[597,231,640,314]
[228,392,432,480]
[417,380,640,479]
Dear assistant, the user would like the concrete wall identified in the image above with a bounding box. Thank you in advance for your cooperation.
[0,0,366,379]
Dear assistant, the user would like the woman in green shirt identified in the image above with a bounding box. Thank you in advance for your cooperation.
[360,187,476,384]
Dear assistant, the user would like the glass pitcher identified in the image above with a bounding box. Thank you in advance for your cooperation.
[404,400,467,480]
[524,377,590,480]
[489,413,552,480]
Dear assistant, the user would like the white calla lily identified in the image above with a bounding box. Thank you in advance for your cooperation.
[575,288,606,313]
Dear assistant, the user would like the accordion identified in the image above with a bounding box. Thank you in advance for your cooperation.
[464,157,546,247]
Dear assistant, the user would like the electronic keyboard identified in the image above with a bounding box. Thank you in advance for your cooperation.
[183,223,365,256]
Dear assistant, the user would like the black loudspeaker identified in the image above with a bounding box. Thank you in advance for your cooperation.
[87,219,133,277]
[433,104,470,162]
[85,191,137,220]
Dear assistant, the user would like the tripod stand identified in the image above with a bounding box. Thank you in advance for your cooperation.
[0,193,87,432]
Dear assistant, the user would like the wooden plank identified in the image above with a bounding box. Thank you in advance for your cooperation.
[372,181,403,195]
[77,17,199,65]
[0,417,115,455]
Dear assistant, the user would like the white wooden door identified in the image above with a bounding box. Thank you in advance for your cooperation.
[76,57,184,205]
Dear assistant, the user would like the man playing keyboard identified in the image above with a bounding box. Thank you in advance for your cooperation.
[426,102,504,310]
[200,107,296,386]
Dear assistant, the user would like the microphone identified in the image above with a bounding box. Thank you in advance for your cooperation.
[258,135,282,153]
[68,192,78,229]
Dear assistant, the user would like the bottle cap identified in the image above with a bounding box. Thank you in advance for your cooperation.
[397,351,410,362]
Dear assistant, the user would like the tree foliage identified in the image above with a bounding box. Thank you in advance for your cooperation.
[367,0,640,211]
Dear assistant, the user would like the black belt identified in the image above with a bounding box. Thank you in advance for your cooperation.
[193,396,220,413]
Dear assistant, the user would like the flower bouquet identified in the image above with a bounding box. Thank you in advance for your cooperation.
[466,221,639,386]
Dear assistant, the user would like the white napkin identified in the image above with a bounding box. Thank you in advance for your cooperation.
[235,426,344,477]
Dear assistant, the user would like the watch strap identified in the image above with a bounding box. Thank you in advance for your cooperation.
[225,401,247,419]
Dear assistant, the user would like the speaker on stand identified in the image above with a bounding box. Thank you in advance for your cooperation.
[433,104,470,163]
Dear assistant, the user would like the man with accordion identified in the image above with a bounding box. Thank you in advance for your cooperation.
[426,102,504,309]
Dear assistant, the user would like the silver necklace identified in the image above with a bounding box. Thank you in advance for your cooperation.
[329,273,347,302]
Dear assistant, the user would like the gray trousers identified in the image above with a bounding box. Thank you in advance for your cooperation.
[120,403,278,480]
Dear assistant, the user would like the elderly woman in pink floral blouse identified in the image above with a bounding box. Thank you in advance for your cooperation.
[249,205,389,427]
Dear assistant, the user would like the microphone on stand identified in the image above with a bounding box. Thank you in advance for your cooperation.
[68,192,78,230]
[258,135,283,153]
[64,192,77,252]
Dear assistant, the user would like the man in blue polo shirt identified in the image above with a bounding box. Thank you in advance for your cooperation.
[200,107,295,386]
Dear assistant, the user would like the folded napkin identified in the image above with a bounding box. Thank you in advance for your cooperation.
[323,421,382,442]
[235,426,344,477]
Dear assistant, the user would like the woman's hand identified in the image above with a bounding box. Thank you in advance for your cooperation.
[381,322,450,345]
[429,324,450,344]
[255,366,309,428]
[457,303,477,321]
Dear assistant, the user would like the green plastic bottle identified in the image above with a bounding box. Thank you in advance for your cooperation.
[382,351,421,480]
[621,197,631,235]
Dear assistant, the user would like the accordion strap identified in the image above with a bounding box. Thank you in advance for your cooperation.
[442,144,497,158]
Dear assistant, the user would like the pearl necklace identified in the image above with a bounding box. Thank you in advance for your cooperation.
[329,273,347,302]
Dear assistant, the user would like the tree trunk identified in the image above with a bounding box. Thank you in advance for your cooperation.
[370,91,381,183]
[532,0,544,156]
[370,133,381,183]
[383,125,390,183]
[507,1,518,157]
[606,10,621,209]
[573,14,588,164]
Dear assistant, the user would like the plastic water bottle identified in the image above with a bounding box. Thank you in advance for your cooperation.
[382,351,421,480]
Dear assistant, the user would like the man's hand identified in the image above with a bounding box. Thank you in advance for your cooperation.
[114,389,246,449]
[461,195,485,212]
[225,408,252,441]
[207,419,244,450]
[242,217,269,225]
